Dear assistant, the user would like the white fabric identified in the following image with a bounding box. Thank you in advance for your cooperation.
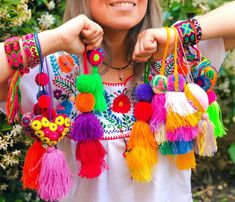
[0,38,226,202]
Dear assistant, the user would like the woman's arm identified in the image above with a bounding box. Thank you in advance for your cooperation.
[198,1,235,50]
[0,15,103,101]
[132,1,235,62]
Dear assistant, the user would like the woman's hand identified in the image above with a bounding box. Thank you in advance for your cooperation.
[132,28,175,62]
[54,14,104,54]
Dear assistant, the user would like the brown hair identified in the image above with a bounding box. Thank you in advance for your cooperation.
[64,0,162,79]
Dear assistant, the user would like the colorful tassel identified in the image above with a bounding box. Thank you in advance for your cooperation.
[6,71,22,123]
[207,101,226,138]
[22,141,46,190]
[195,113,218,157]
[126,121,157,182]
[71,113,104,142]
[175,150,196,170]
[38,147,72,202]
[159,141,193,155]
[76,140,107,178]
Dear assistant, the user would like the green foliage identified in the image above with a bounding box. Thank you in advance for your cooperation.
[228,144,235,163]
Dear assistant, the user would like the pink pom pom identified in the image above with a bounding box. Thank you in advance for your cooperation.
[207,90,217,105]
[35,73,49,86]
[38,147,72,201]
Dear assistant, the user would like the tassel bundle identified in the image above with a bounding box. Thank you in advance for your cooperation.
[71,49,107,178]
[126,84,157,182]
[185,83,218,157]
[165,74,199,142]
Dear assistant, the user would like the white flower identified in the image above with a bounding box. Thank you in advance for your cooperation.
[12,150,21,156]
[10,124,22,137]
[38,12,55,29]
[47,0,55,10]
[0,183,8,191]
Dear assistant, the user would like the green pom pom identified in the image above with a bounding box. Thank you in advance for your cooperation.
[207,101,227,138]
[159,142,173,155]
[76,75,96,93]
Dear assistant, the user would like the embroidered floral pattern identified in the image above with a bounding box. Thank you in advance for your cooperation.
[58,54,75,73]
[112,94,131,114]
[53,89,62,99]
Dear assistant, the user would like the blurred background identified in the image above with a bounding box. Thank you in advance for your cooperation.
[0,0,234,201]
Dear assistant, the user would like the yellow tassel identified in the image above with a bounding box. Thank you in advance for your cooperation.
[176,150,196,170]
[126,121,158,182]
[166,110,200,131]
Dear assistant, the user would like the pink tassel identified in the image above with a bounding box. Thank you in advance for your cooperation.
[39,147,72,201]
[166,126,198,142]
[150,94,166,132]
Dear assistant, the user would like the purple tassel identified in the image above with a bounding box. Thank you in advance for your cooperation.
[166,126,198,142]
[150,94,166,132]
[71,113,104,142]
[39,147,72,202]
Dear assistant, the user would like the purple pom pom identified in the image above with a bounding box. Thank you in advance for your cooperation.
[71,113,103,142]
[167,74,186,92]
[135,83,154,102]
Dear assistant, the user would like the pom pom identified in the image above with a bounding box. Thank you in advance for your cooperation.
[76,74,96,93]
[151,75,168,94]
[71,113,104,142]
[167,74,186,92]
[207,90,217,105]
[35,73,49,86]
[126,121,157,182]
[76,140,107,178]
[135,84,154,102]
[195,114,218,157]
[22,141,46,190]
[38,95,51,109]
[75,93,95,112]
[175,150,196,170]
[87,48,104,66]
[207,101,226,138]
[134,102,152,122]
[38,147,72,201]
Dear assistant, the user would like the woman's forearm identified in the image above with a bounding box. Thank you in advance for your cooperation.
[198,1,235,40]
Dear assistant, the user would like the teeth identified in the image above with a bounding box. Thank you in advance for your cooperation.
[111,2,135,7]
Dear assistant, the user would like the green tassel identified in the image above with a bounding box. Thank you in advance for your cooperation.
[207,101,227,138]
[159,142,173,155]
[92,67,107,112]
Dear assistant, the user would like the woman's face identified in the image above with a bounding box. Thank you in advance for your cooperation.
[89,0,148,31]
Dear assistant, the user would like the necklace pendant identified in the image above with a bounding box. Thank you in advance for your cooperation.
[119,69,125,81]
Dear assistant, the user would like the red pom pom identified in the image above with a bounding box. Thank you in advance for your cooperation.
[38,95,51,109]
[35,73,49,86]
[33,103,41,115]
[134,102,152,122]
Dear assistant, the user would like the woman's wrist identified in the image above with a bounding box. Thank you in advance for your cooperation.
[38,29,63,57]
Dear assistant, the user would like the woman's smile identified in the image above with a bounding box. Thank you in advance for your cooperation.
[109,1,136,11]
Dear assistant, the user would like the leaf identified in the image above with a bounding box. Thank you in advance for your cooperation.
[228,144,235,164]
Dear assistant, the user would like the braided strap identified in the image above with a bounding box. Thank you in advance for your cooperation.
[173,18,202,47]
[22,33,40,69]
[4,36,25,72]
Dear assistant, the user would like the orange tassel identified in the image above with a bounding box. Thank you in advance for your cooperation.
[175,150,196,170]
[22,141,46,190]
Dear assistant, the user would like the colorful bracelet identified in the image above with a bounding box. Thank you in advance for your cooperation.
[4,36,25,73]
[173,18,202,47]
[22,33,41,69]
